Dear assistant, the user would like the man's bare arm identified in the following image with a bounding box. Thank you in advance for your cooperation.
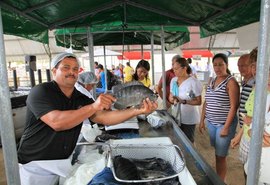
[41,94,115,131]
[91,98,158,125]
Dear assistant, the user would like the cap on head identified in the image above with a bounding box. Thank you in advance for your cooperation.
[51,52,79,69]
[78,71,98,84]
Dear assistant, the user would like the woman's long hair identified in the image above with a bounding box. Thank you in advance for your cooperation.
[133,59,150,81]
[249,47,258,63]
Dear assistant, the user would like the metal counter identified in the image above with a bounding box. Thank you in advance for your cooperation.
[75,111,225,185]
[133,112,225,185]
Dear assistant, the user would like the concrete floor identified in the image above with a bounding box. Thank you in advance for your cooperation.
[0,148,7,185]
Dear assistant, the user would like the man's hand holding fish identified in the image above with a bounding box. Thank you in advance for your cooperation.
[91,93,116,111]
[90,96,157,126]
[135,98,158,115]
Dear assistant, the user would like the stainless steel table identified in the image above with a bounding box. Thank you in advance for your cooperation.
[134,111,225,185]
[76,111,225,185]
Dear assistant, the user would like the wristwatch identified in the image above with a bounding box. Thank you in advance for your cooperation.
[182,100,187,104]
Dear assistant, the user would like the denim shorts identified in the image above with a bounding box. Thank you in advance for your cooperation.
[206,116,238,157]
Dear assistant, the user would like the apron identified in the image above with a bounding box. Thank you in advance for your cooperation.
[19,158,72,185]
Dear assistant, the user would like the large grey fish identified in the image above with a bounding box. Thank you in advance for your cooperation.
[113,155,140,180]
[112,81,158,110]
[131,157,176,176]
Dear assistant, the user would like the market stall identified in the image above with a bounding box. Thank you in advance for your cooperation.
[0,1,268,185]
[68,111,225,185]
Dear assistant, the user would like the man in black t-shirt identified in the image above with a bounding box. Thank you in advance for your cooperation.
[17,52,158,185]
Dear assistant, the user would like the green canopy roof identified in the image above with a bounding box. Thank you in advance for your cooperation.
[0,0,261,44]
[54,26,190,50]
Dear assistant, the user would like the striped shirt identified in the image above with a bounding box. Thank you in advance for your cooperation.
[239,78,255,127]
[205,75,233,125]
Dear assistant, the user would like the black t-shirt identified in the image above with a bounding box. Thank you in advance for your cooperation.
[17,81,94,164]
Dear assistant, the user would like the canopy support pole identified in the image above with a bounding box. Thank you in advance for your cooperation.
[87,27,96,98]
[150,31,155,85]
[160,26,166,110]
[247,0,270,184]
[141,44,144,59]
[103,45,108,91]
[127,45,130,63]
[0,7,21,185]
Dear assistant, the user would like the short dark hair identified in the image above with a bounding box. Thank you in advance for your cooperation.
[187,58,192,64]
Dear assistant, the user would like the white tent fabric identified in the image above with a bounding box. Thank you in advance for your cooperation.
[3,24,260,62]
[4,31,75,61]
[236,22,259,50]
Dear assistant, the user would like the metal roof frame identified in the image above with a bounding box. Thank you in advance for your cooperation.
[22,0,60,14]
[0,0,260,43]
[49,1,124,29]
[0,1,49,27]
[125,0,198,25]
[200,0,249,24]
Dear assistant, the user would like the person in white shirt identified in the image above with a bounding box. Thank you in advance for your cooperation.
[187,58,197,78]
[205,61,214,76]
[94,61,99,77]
[194,62,202,71]
[75,71,98,101]
[75,71,99,127]
[169,57,203,143]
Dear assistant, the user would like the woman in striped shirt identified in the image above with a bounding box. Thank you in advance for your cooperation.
[199,53,240,182]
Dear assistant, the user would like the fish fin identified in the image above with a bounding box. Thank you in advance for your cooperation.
[113,102,126,110]
[150,93,159,101]
[112,81,144,94]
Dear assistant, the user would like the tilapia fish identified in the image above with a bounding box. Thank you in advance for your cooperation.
[113,155,140,180]
[112,81,158,110]
[95,133,121,142]
[132,157,176,176]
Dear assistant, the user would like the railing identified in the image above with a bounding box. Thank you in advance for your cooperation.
[7,69,51,88]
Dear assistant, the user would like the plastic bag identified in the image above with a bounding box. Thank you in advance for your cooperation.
[171,103,181,126]
[147,112,166,128]
[81,124,102,143]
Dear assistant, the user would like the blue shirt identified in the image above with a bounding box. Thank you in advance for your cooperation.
[100,71,106,89]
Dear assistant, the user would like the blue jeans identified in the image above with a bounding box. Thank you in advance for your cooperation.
[87,167,120,185]
[206,116,238,157]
